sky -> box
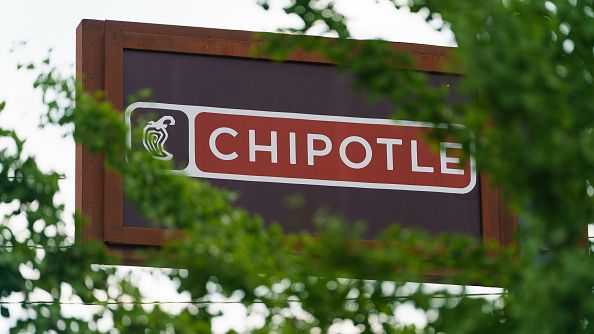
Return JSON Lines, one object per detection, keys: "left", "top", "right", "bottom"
{"left": 0, "top": 0, "right": 460, "bottom": 332}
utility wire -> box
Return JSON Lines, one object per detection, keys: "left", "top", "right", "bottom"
{"left": 0, "top": 293, "right": 507, "bottom": 306}
{"left": 3, "top": 175, "right": 69, "bottom": 180}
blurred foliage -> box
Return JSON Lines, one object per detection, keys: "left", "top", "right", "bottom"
{"left": 1, "top": 0, "right": 594, "bottom": 332}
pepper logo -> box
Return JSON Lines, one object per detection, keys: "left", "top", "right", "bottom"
{"left": 142, "top": 116, "right": 175, "bottom": 160}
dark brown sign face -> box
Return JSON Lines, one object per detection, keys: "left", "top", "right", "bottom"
{"left": 123, "top": 50, "right": 482, "bottom": 238}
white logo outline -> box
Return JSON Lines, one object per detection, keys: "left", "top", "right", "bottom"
{"left": 142, "top": 115, "right": 176, "bottom": 161}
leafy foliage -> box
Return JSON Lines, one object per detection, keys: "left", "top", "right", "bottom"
{"left": 1, "top": 0, "right": 594, "bottom": 332}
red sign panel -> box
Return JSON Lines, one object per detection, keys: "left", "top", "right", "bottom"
{"left": 127, "top": 102, "right": 476, "bottom": 194}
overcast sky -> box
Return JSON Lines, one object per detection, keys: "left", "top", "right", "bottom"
{"left": 0, "top": 1, "right": 457, "bottom": 332}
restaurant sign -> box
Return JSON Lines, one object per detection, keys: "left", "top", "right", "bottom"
{"left": 76, "top": 20, "right": 516, "bottom": 252}
{"left": 128, "top": 102, "right": 475, "bottom": 194}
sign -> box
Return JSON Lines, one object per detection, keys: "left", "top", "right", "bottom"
{"left": 76, "top": 20, "right": 517, "bottom": 253}
{"left": 127, "top": 103, "right": 475, "bottom": 193}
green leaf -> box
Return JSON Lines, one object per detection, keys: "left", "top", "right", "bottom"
{"left": 0, "top": 306, "right": 9, "bottom": 318}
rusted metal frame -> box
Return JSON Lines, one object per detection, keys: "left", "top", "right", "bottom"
{"left": 77, "top": 19, "right": 516, "bottom": 250}
{"left": 75, "top": 20, "right": 106, "bottom": 243}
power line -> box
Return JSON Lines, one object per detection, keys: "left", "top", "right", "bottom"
{"left": 3, "top": 175, "right": 69, "bottom": 180}
{"left": 0, "top": 293, "right": 507, "bottom": 306}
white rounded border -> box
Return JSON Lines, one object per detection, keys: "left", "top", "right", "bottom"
{"left": 126, "top": 102, "right": 477, "bottom": 194}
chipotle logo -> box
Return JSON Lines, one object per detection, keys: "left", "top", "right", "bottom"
{"left": 126, "top": 102, "right": 476, "bottom": 194}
